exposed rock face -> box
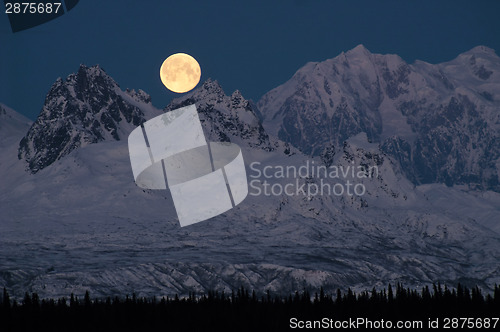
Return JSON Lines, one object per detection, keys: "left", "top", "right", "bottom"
{"left": 258, "top": 45, "right": 500, "bottom": 191}
{"left": 18, "top": 64, "right": 157, "bottom": 173}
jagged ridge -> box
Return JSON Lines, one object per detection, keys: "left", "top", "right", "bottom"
{"left": 257, "top": 45, "right": 500, "bottom": 191}
{"left": 18, "top": 64, "right": 156, "bottom": 173}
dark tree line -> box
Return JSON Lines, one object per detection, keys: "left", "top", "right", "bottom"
{"left": 0, "top": 283, "right": 498, "bottom": 331}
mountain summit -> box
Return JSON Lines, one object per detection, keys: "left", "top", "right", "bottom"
{"left": 18, "top": 64, "right": 160, "bottom": 173}
{"left": 258, "top": 45, "right": 500, "bottom": 191}
{"left": 1, "top": 50, "right": 500, "bottom": 299}
{"left": 164, "top": 79, "right": 276, "bottom": 152}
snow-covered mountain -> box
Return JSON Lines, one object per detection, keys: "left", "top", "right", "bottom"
{"left": 1, "top": 56, "right": 500, "bottom": 301}
{"left": 0, "top": 103, "right": 32, "bottom": 145}
{"left": 164, "top": 79, "right": 279, "bottom": 153}
{"left": 18, "top": 64, "right": 161, "bottom": 173}
{"left": 258, "top": 45, "right": 500, "bottom": 192}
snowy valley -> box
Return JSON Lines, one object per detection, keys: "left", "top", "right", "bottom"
{"left": 1, "top": 46, "right": 500, "bottom": 300}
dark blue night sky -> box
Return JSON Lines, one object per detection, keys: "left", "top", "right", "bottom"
{"left": 1, "top": 0, "right": 499, "bottom": 119}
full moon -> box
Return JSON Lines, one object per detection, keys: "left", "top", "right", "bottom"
{"left": 160, "top": 53, "right": 201, "bottom": 93}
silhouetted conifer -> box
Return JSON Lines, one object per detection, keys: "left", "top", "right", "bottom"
{"left": 2, "top": 288, "right": 10, "bottom": 309}
{"left": 0, "top": 283, "right": 498, "bottom": 331}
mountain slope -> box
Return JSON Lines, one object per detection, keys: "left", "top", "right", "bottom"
{"left": 0, "top": 103, "right": 32, "bottom": 144}
{"left": 257, "top": 45, "right": 500, "bottom": 191}
{"left": 0, "top": 61, "right": 499, "bottom": 300}
{"left": 18, "top": 64, "right": 161, "bottom": 173}
{"left": 164, "top": 79, "right": 277, "bottom": 152}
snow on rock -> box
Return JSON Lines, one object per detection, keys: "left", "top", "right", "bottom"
{"left": 258, "top": 45, "right": 500, "bottom": 192}
{"left": 1, "top": 55, "right": 500, "bottom": 300}
{"left": 17, "top": 64, "right": 162, "bottom": 174}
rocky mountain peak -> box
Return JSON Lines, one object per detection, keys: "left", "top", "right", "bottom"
{"left": 125, "top": 88, "right": 152, "bottom": 104}
{"left": 197, "top": 78, "right": 226, "bottom": 99}
{"left": 345, "top": 44, "right": 372, "bottom": 57}
{"left": 18, "top": 65, "right": 156, "bottom": 174}
{"left": 165, "top": 80, "right": 274, "bottom": 151}
{"left": 258, "top": 45, "right": 500, "bottom": 191}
